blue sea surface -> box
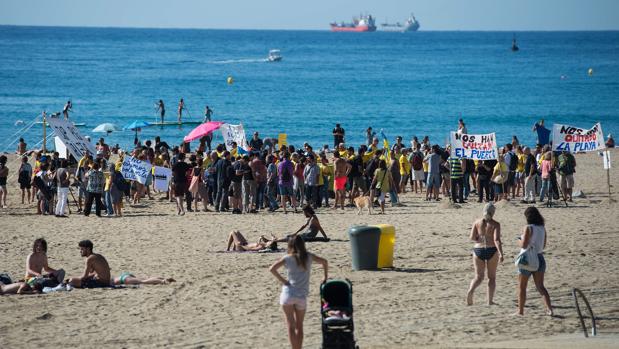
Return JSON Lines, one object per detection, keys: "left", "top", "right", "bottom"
{"left": 0, "top": 26, "right": 618, "bottom": 151}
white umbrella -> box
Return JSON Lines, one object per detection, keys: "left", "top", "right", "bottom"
{"left": 92, "top": 123, "right": 121, "bottom": 134}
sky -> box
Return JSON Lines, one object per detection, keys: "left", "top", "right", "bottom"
{"left": 1, "top": 0, "right": 618, "bottom": 30}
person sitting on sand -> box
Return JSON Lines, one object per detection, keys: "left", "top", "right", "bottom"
{"left": 466, "top": 203, "right": 504, "bottom": 306}
{"left": 111, "top": 273, "right": 175, "bottom": 286}
{"left": 226, "top": 230, "right": 278, "bottom": 252}
{"left": 25, "top": 238, "right": 66, "bottom": 289}
{"left": 273, "top": 205, "right": 329, "bottom": 242}
{"left": 67, "top": 240, "right": 111, "bottom": 288}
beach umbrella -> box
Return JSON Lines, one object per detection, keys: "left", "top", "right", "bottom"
{"left": 184, "top": 121, "right": 224, "bottom": 143}
{"left": 123, "top": 120, "right": 151, "bottom": 131}
{"left": 92, "top": 123, "right": 120, "bottom": 134}
{"left": 123, "top": 120, "right": 151, "bottom": 144}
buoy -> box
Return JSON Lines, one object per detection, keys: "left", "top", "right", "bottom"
{"left": 588, "top": 68, "right": 594, "bottom": 76}
{"left": 227, "top": 76, "right": 234, "bottom": 85}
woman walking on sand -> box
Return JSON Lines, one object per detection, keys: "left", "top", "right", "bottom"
{"left": 515, "top": 207, "right": 553, "bottom": 316}
{"left": 270, "top": 235, "right": 328, "bottom": 349}
{"left": 466, "top": 203, "right": 504, "bottom": 305}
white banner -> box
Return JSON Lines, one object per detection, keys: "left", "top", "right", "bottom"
{"left": 449, "top": 132, "right": 498, "bottom": 160}
{"left": 153, "top": 166, "right": 172, "bottom": 191}
{"left": 552, "top": 123, "right": 605, "bottom": 152}
{"left": 220, "top": 123, "right": 249, "bottom": 152}
{"left": 54, "top": 136, "right": 69, "bottom": 159}
{"left": 47, "top": 117, "right": 96, "bottom": 159}
{"left": 120, "top": 156, "right": 152, "bottom": 184}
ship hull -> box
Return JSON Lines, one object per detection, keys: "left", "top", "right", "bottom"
{"left": 378, "top": 23, "right": 420, "bottom": 32}
{"left": 330, "top": 25, "right": 376, "bottom": 32}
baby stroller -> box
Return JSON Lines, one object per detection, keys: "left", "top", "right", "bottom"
{"left": 320, "top": 279, "right": 358, "bottom": 349}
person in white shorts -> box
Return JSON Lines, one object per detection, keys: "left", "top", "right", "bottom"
{"left": 270, "top": 235, "right": 328, "bottom": 349}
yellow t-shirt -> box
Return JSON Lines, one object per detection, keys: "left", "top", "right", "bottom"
{"left": 104, "top": 172, "right": 111, "bottom": 191}
{"left": 516, "top": 154, "right": 525, "bottom": 173}
{"left": 399, "top": 154, "right": 411, "bottom": 175}
{"left": 422, "top": 159, "right": 429, "bottom": 172}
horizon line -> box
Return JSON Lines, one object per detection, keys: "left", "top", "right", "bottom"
{"left": 1, "top": 24, "right": 618, "bottom": 32}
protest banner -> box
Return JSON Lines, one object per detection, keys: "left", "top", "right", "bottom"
{"left": 221, "top": 123, "right": 249, "bottom": 152}
{"left": 552, "top": 122, "right": 605, "bottom": 152}
{"left": 47, "top": 117, "right": 96, "bottom": 159}
{"left": 153, "top": 166, "right": 172, "bottom": 191}
{"left": 54, "top": 136, "right": 69, "bottom": 159}
{"left": 449, "top": 132, "right": 498, "bottom": 160}
{"left": 120, "top": 156, "right": 152, "bottom": 184}
{"left": 278, "top": 133, "right": 288, "bottom": 147}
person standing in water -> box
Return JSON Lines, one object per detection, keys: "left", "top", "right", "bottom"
{"left": 466, "top": 203, "right": 504, "bottom": 305}
{"left": 156, "top": 100, "right": 165, "bottom": 123}
{"left": 178, "top": 98, "right": 185, "bottom": 123}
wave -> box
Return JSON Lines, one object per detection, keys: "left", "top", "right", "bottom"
{"left": 210, "top": 58, "right": 268, "bottom": 64}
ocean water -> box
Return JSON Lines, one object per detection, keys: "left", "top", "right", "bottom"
{"left": 0, "top": 26, "right": 618, "bottom": 152}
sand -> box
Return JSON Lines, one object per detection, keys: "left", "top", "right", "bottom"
{"left": 1, "top": 150, "right": 618, "bottom": 348}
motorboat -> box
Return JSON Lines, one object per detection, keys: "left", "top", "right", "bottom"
{"left": 267, "top": 49, "right": 282, "bottom": 62}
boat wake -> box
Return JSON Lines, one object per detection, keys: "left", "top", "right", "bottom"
{"left": 211, "top": 58, "right": 268, "bottom": 64}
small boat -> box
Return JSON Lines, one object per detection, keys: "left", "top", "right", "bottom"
{"left": 267, "top": 49, "right": 282, "bottom": 62}
{"left": 151, "top": 120, "right": 202, "bottom": 126}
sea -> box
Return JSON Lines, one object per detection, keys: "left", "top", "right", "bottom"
{"left": 1, "top": 26, "right": 618, "bottom": 152}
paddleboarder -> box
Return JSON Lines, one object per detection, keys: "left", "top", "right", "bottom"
{"left": 62, "top": 100, "right": 72, "bottom": 120}
{"left": 156, "top": 100, "right": 165, "bottom": 123}
{"left": 204, "top": 105, "right": 213, "bottom": 123}
{"left": 178, "top": 98, "right": 185, "bottom": 123}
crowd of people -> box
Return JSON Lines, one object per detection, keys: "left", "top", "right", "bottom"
{"left": 0, "top": 118, "right": 593, "bottom": 217}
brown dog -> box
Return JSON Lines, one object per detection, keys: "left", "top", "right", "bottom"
{"left": 354, "top": 196, "right": 372, "bottom": 215}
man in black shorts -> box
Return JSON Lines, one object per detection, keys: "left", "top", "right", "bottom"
{"left": 67, "top": 240, "right": 111, "bottom": 289}
{"left": 172, "top": 153, "right": 191, "bottom": 215}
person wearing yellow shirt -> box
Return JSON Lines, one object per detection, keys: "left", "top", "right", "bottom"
{"left": 515, "top": 145, "right": 526, "bottom": 198}
{"left": 399, "top": 149, "right": 411, "bottom": 193}
{"left": 319, "top": 156, "right": 333, "bottom": 207}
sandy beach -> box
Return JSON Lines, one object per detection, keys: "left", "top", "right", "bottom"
{"left": 1, "top": 150, "right": 618, "bottom": 348}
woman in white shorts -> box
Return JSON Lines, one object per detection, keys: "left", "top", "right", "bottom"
{"left": 270, "top": 235, "right": 328, "bottom": 349}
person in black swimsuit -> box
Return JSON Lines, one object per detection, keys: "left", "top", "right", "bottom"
{"left": 273, "top": 205, "right": 330, "bottom": 242}
{"left": 156, "top": 100, "right": 165, "bottom": 123}
{"left": 466, "top": 203, "right": 504, "bottom": 305}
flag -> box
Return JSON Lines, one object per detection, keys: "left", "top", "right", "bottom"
{"left": 380, "top": 130, "right": 391, "bottom": 164}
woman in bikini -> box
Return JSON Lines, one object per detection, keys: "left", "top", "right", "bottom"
{"left": 466, "top": 202, "right": 504, "bottom": 305}
{"left": 272, "top": 205, "right": 330, "bottom": 242}
{"left": 226, "top": 230, "right": 278, "bottom": 252}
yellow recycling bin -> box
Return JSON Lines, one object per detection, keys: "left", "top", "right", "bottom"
{"left": 375, "top": 224, "right": 396, "bottom": 268}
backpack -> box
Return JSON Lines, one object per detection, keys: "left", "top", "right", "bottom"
{"left": 281, "top": 163, "right": 292, "bottom": 182}
{"left": 508, "top": 152, "right": 517, "bottom": 172}
{"left": 411, "top": 152, "right": 423, "bottom": 171}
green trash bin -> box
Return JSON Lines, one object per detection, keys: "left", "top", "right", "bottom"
{"left": 348, "top": 225, "right": 382, "bottom": 270}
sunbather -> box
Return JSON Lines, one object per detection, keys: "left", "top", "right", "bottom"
{"left": 0, "top": 282, "right": 36, "bottom": 295}
{"left": 112, "top": 273, "right": 175, "bottom": 286}
{"left": 274, "top": 205, "right": 330, "bottom": 242}
{"left": 226, "top": 230, "right": 278, "bottom": 252}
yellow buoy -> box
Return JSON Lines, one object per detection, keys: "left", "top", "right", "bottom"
{"left": 227, "top": 76, "right": 234, "bottom": 84}
{"left": 588, "top": 68, "right": 594, "bottom": 76}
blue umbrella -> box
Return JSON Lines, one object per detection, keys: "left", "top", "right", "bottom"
{"left": 123, "top": 120, "right": 151, "bottom": 130}
{"left": 123, "top": 120, "right": 151, "bottom": 145}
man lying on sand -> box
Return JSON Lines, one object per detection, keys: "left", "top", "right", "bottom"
{"left": 0, "top": 281, "right": 36, "bottom": 295}
{"left": 67, "top": 240, "right": 111, "bottom": 288}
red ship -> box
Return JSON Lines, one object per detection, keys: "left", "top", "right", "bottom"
{"left": 330, "top": 14, "right": 376, "bottom": 32}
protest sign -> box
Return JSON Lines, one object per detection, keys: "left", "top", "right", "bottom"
{"left": 603, "top": 150, "right": 611, "bottom": 170}
{"left": 54, "top": 136, "right": 69, "bottom": 159}
{"left": 278, "top": 133, "right": 288, "bottom": 147}
{"left": 552, "top": 123, "right": 604, "bottom": 152}
{"left": 449, "top": 132, "right": 498, "bottom": 160}
{"left": 120, "top": 156, "right": 152, "bottom": 184}
{"left": 221, "top": 123, "right": 249, "bottom": 151}
{"left": 153, "top": 166, "right": 172, "bottom": 191}
{"left": 47, "top": 117, "right": 96, "bottom": 159}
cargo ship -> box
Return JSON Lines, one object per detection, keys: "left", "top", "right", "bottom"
{"left": 330, "top": 14, "right": 376, "bottom": 32}
{"left": 378, "top": 13, "right": 420, "bottom": 32}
